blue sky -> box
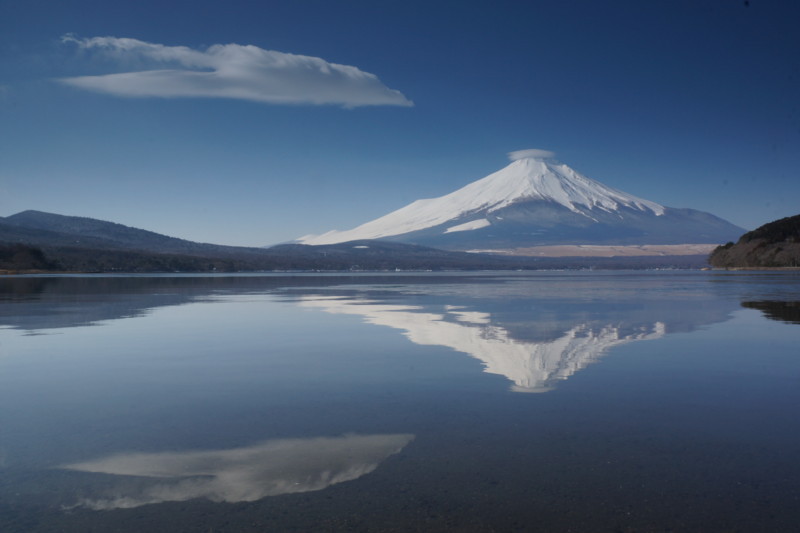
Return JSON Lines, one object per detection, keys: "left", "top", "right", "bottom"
{"left": 1, "top": 0, "right": 798, "bottom": 246}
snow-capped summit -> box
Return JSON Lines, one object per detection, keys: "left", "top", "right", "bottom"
{"left": 298, "top": 150, "right": 743, "bottom": 249}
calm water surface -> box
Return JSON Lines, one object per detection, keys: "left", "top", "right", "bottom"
{"left": 0, "top": 271, "right": 799, "bottom": 532}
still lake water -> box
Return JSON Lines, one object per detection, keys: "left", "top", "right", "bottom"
{"left": 1, "top": 271, "right": 799, "bottom": 532}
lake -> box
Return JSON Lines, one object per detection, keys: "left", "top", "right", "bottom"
{"left": 1, "top": 271, "right": 799, "bottom": 532}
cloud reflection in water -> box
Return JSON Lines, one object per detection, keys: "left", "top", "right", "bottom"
{"left": 61, "top": 433, "right": 414, "bottom": 510}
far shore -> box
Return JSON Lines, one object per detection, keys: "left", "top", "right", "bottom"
{"left": 471, "top": 244, "right": 718, "bottom": 258}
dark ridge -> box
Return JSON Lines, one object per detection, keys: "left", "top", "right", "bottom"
{"left": 740, "top": 214, "right": 800, "bottom": 244}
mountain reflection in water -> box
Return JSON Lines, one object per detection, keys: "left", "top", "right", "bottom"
{"left": 60, "top": 433, "right": 414, "bottom": 510}
{"left": 299, "top": 296, "right": 666, "bottom": 393}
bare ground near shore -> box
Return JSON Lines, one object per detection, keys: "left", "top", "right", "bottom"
{"left": 469, "top": 244, "right": 719, "bottom": 258}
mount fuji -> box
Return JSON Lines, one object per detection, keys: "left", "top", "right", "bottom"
{"left": 298, "top": 150, "right": 744, "bottom": 251}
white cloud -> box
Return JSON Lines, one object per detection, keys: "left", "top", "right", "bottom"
{"left": 58, "top": 35, "right": 413, "bottom": 108}
{"left": 508, "top": 148, "right": 555, "bottom": 161}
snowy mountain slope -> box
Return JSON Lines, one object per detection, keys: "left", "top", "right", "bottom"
{"left": 298, "top": 151, "right": 744, "bottom": 249}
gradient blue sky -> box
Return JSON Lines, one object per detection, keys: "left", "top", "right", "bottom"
{"left": 1, "top": 0, "right": 798, "bottom": 246}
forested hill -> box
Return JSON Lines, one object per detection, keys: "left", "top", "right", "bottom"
{"left": 709, "top": 214, "right": 800, "bottom": 268}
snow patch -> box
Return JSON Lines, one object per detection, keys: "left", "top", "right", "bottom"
{"left": 444, "top": 219, "right": 491, "bottom": 234}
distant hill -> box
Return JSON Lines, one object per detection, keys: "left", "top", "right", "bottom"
{"left": 708, "top": 214, "right": 800, "bottom": 268}
{"left": 2, "top": 210, "right": 262, "bottom": 257}
{"left": 0, "top": 210, "right": 711, "bottom": 272}
{"left": 0, "top": 211, "right": 520, "bottom": 271}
